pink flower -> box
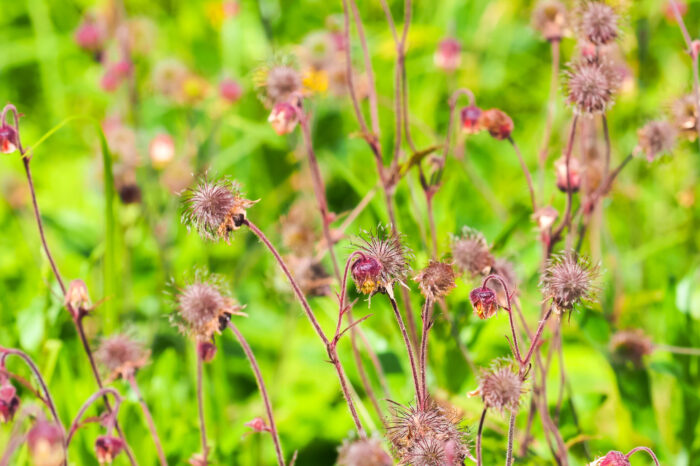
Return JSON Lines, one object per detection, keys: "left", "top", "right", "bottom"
{"left": 0, "top": 125, "right": 18, "bottom": 154}
{"left": 149, "top": 134, "right": 176, "bottom": 168}
{"left": 268, "top": 102, "right": 299, "bottom": 135}
{"left": 219, "top": 78, "right": 243, "bottom": 103}
{"left": 434, "top": 38, "right": 461, "bottom": 72}
{"left": 244, "top": 417, "right": 270, "bottom": 433}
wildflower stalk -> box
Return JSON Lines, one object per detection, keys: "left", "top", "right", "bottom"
{"left": 539, "top": 39, "right": 561, "bottom": 174}
{"left": 418, "top": 298, "right": 433, "bottom": 407}
{"left": 196, "top": 352, "right": 209, "bottom": 463}
{"left": 243, "top": 219, "right": 366, "bottom": 437}
{"left": 388, "top": 296, "right": 422, "bottom": 405}
{"left": 125, "top": 374, "right": 168, "bottom": 466}
{"left": 520, "top": 307, "right": 553, "bottom": 369}
{"left": 66, "top": 387, "right": 123, "bottom": 445}
{"left": 550, "top": 115, "right": 579, "bottom": 248}
{"left": 655, "top": 344, "right": 700, "bottom": 356}
{"left": 227, "top": 322, "right": 285, "bottom": 466}
{"left": 476, "top": 407, "right": 487, "bottom": 466}
{"left": 626, "top": 446, "right": 660, "bottom": 466}
{"left": 507, "top": 137, "right": 537, "bottom": 212}
{"left": 0, "top": 369, "right": 47, "bottom": 405}
{"left": 506, "top": 409, "right": 516, "bottom": 466}
{"left": 481, "top": 274, "right": 522, "bottom": 363}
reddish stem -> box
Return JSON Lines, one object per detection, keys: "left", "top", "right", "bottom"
{"left": 507, "top": 137, "right": 537, "bottom": 213}
{"left": 196, "top": 352, "right": 209, "bottom": 464}
{"left": 66, "top": 387, "right": 123, "bottom": 445}
{"left": 126, "top": 375, "right": 168, "bottom": 466}
{"left": 626, "top": 446, "right": 660, "bottom": 466}
{"left": 389, "top": 296, "right": 422, "bottom": 404}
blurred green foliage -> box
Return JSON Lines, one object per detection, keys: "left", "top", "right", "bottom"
{"left": 1, "top": 0, "right": 700, "bottom": 465}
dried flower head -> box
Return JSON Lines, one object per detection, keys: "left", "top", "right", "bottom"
{"left": 351, "top": 226, "right": 411, "bottom": 299}
{"left": 532, "top": 0, "right": 569, "bottom": 41}
{"left": 579, "top": 1, "right": 619, "bottom": 46}
{"left": 636, "top": 120, "right": 677, "bottom": 162}
{"left": 173, "top": 272, "right": 246, "bottom": 342}
{"left": 671, "top": 94, "right": 699, "bottom": 141}
{"left": 27, "top": 420, "right": 64, "bottom": 466}
{"left": 181, "top": 178, "right": 257, "bottom": 242}
{"left": 460, "top": 105, "right": 483, "bottom": 134}
{"left": 0, "top": 124, "right": 19, "bottom": 154}
{"left": 95, "top": 435, "right": 125, "bottom": 464}
{"left": 0, "top": 382, "right": 20, "bottom": 424}
{"left": 589, "top": 451, "right": 630, "bottom": 466}
{"left": 254, "top": 62, "right": 302, "bottom": 107}
{"left": 610, "top": 329, "right": 653, "bottom": 367}
{"left": 450, "top": 227, "right": 494, "bottom": 277}
{"left": 541, "top": 251, "right": 599, "bottom": 313}
{"left": 387, "top": 401, "right": 469, "bottom": 466}
{"left": 477, "top": 360, "right": 524, "bottom": 413}
{"left": 337, "top": 437, "right": 393, "bottom": 466}
{"left": 96, "top": 334, "right": 150, "bottom": 381}
{"left": 566, "top": 59, "right": 620, "bottom": 114}
{"left": 555, "top": 156, "right": 582, "bottom": 192}
{"left": 469, "top": 286, "right": 499, "bottom": 319}
{"left": 268, "top": 102, "right": 299, "bottom": 135}
{"left": 478, "top": 109, "right": 514, "bottom": 140}
{"left": 414, "top": 261, "right": 457, "bottom": 301}
{"left": 434, "top": 38, "right": 461, "bottom": 72}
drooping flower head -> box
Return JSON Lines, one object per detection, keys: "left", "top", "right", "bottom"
{"left": 460, "top": 105, "right": 483, "bottom": 134}
{"left": 0, "top": 124, "right": 19, "bottom": 154}
{"left": 414, "top": 261, "right": 457, "bottom": 301}
{"left": 636, "top": 120, "right": 677, "bottom": 162}
{"left": 387, "top": 401, "right": 470, "bottom": 466}
{"left": 555, "top": 155, "right": 582, "bottom": 192}
{"left": 476, "top": 359, "right": 524, "bottom": 413}
{"left": 578, "top": 1, "right": 619, "bottom": 46}
{"left": 469, "top": 286, "right": 499, "bottom": 320}
{"left": 566, "top": 59, "right": 620, "bottom": 115}
{"left": 268, "top": 102, "right": 299, "bottom": 135}
{"left": 337, "top": 436, "right": 393, "bottom": 466}
{"left": 172, "top": 271, "right": 246, "bottom": 342}
{"left": 0, "top": 380, "right": 20, "bottom": 424}
{"left": 610, "top": 329, "right": 654, "bottom": 367}
{"left": 541, "top": 251, "right": 599, "bottom": 314}
{"left": 95, "top": 435, "right": 125, "bottom": 464}
{"left": 181, "top": 178, "right": 258, "bottom": 242}
{"left": 96, "top": 334, "right": 150, "bottom": 382}
{"left": 450, "top": 227, "right": 494, "bottom": 277}
{"left": 351, "top": 226, "right": 411, "bottom": 299}
{"left": 589, "top": 451, "right": 630, "bottom": 466}
{"left": 27, "top": 420, "right": 64, "bottom": 466}
{"left": 532, "top": 0, "right": 569, "bottom": 41}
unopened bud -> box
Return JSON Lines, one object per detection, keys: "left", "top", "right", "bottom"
{"left": 197, "top": 341, "right": 218, "bottom": 363}
{"left": 268, "top": 102, "right": 298, "bottom": 135}
{"left": 460, "top": 105, "right": 483, "bottom": 134}
{"left": 479, "top": 109, "right": 514, "bottom": 140}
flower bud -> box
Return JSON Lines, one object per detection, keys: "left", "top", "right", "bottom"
{"left": 478, "top": 109, "right": 513, "bottom": 140}
{"left": 351, "top": 256, "right": 383, "bottom": 295}
{"left": 27, "top": 421, "right": 64, "bottom": 466}
{"left": 469, "top": 287, "right": 498, "bottom": 319}
{"left": 0, "top": 382, "right": 20, "bottom": 423}
{"left": 555, "top": 156, "right": 581, "bottom": 192}
{"left": 65, "top": 279, "right": 92, "bottom": 318}
{"left": 460, "top": 105, "right": 482, "bottom": 134}
{"left": 268, "top": 102, "right": 298, "bottom": 135}
{"left": 219, "top": 78, "right": 243, "bottom": 103}
{"left": 434, "top": 38, "right": 461, "bottom": 72}
{"left": 589, "top": 450, "right": 630, "bottom": 466}
{"left": 196, "top": 341, "right": 218, "bottom": 363}
{"left": 149, "top": 134, "right": 176, "bottom": 168}
{"left": 75, "top": 18, "right": 105, "bottom": 53}
{"left": 244, "top": 416, "right": 270, "bottom": 433}
{"left": 0, "top": 125, "right": 18, "bottom": 154}
{"left": 95, "top": 435, "right": 125, "bottom": 464}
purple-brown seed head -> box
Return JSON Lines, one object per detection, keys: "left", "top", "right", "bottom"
{"left": 181, "top": 178, "right": 257, "bottom": 242}
{"left": 95, "top": 435, "right": 125, "bottom": 464}
{"left": 96, "top": 334, "right": 150, "bottom": 381}
{"left": 450, "top": 227, "right": 494, "bottom": 277}
{"left": 27, "top": 420, "right": 64, "bottom": 466}
{"left": 610, "top": 329, "right": 654, "bottom": 367}
{"left": 351, "top": 226, "right": 411, "bottom": 298}
{"left": 469, "top": 286, "right": 499, "bottom": 320}
{"left": 478, "top": 361, "right": 524, "bottom": 413}
{"left": 636, "top": 120, "right": 677, "bottom": 162}
{"left": 414, "top": 261, "right": 457, "bottom": 301}
{"left": 532, "top": 0, "right": 569, "bottom": 41}
{"left": 541, "top": 251, "right": 599, "bottom": 313}
{"left": 337, "top": 437, "right": 393, "bottom": 466}
{"left": 579, "top": 1, "right": 619, "bottom": 46}
{"left": 566, "top": 59, "right": 620, "bottom": 114}
{"left": 478, "top": 108, "right": 514, "bottom": 140}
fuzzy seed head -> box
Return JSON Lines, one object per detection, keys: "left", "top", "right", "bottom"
{"left": 532, "top": 1, "right": 569, "bottom": 41}
{"left": 541, "top": 251, "right": 599, "bottom": 313}
{"left": 589, "top": 451, "right": 630, "bottom": 466}
{"left": 414, "top": 261, "right": 457, "bottom": 300}
{"left": 264, "top": 66, "right": 302, "bottom": 106}
{"left": 181, "top": 178, "right": 257, "bottom": 242}
{"left": 479, "top": 362, "right": 524, "bottom": 413}
{"left": 337, "top": 437, "right": 393, "bottom": 466}
{"left": 478, "top": 108, "right": 514, "bottom": 140}
{"left": 579, "top": 2, "right": 619, "bottom": 45}
{"left": 451, "top": 228, "right": 494, "bottom": 277}
{"left": 610, "top": 329, "right": 653, "bottom": 367}
{"left": 351, "top": 226, "right": 411, "bottom": 298}
{"left": 96, "top": 334, "right": 149, "bottom": 380}
{"left": 566, "top": 59, "right": 620, "bottom": 114}
{"left": 637, "top": 120, "right": 677, "bottom": 162}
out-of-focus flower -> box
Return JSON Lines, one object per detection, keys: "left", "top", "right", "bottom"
{"left": 196, "top": 341, "right": 218, "bottom": 363}
{"left": 27, "top": 420, "right": 64, "bottom": 466}
{"left": 671, "top": 94, "right": 698, "bottom": 141}
{"left": 476, "top": 360, "right": 524, "bottom": 413}
{"left": 0, "top": 124, "right": 18, "bottom": 154}
{"left": 469, "top": 286, "right": 499, "bottom": 320}
{"left": 254, "top": 63, "right": 302, "bottom": 107}
{"left": 450, "top": 227, "right": 494, "bottom": 277}
{"left": 152, "top": 59, "right": 189, "bottom": 102}
{"left": 566, "top": 59, "right": 620, "bottom": 115}
{"left": 65, "top": 279, "right": 92, "bottom": 318}
{"left": 478, "top": 109, "right": 514, "bottom": 140}
{"left": 578, "top": 1, "right": 619, "bottom": 46}
{"left": 75, "top": 15, "right": 106, "bottom": 54}
{"left": 302, "top": 68, "right": 329, "bottom": 94}
{"left": 149, "top": 133, "right": 176, "bottom": 168}
{"left": 351, "top": 226, "right": 411, "bottom": 299}
{"left": 182, "top": 74, "right": 209, "bottom": 104}
{"left": 124, "top": 17, "right": 157, "bottom": 56}
{"left": 460, "top": 105, "right": 482, "bottom": 134}
{"left": 268, "top": 102, "right": 299, "bottom": 135}
{"left": 541, "top": 251, "right": 599, "bottom": 314}
{"left": 414, "top": 261, "right": 457, "bottom": 301}
{"left": 103, "top": 121, "right": 139, "bottom": 166}
{"left": 95, "top": 435, "right": 125, "bottom": 464}
{"left": 533, "top": 206, "right": 559, "bottom": 232}
{"left": 434, "top": 38, "right": 461, "bottom": 72}
{"left": 337, "top": 437, "right": 393, "bottom": 466}
{"left": 96, "top": 334, "right": 150, "bottom": 381}
{"left": 280, "top": 198, "right": 319, "bottom": 256}
{"left": 588, "top": 451, "right": 630, "bottom": 466}
{"left": 0, "top": 381, "right": 20, "bottom": 424}
{"left": 162, "top": 158, "right": 194, "bottom": 194}
{"left": 244, "top": 417, "right": 271, "bottom": 433}
{"left": 636, "top": 120, "right": 676, "bottom": 162}
{"left": 286, "top": 255, "right": 332, "bottom": 297}
{"left": 532, "top": 0, "right": 569, "bottom": 41}
{"left": 219, "top": 78, "right": 243, "bottom": 103}
{"left": 554, "top": 156, "right": 581, "bottom": 192}
{"left": 610, "top": 329, "right": 653, "bottom": 367}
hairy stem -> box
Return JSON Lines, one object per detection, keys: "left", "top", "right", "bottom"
{"left": 418, "top": 298, "right": 433, "bottom": 408}
{"left": 626, "top": 446, "right": 660, "bottom": 466}
{"left": 507, "top": 137, "right": 537, "bottom": 213}
{"left": 506, "top": 409, "right": 516, "bottom": 466}
{"left": 126, "top": 375, "right": 168, "bottom": 466}
{"left": 196, "top": 354, "right": 209, "bottom": 464}
{"left": 389, "top": 296, "right": 422, "bottom": 405}
{"left": 476, "top": 407, "right": 487, "bottom": 466}
{"left": 66, "top": 387, "right": 122, "bottom": 445}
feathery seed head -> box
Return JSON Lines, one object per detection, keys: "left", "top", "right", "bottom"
{"left": 450, "top": 227, "right": 494, "bottom": 277}
{"left": 637, "top": 120, "right": 677, "bottom": 162}
{"left": 96, "top": 334, "right": 149, "bottom": 381}
{"left": 579, "top": 1, "right": 619, "bottom": 46}
{"left": 351, "top": 226, "right": 411, "bottom": 298}
{"left": 541, "top": 251, "right": 599, "bottom": 313}
{"left": 414, "top": 261, "right": 457, "bottom": 301}
{"left": 337, "top": 437, "right": 393, "bottom": 466}
{"left": 532, "top": 1, "right": 569, "bottom": 41}
{"left": 566, "top": 59, "right": 620, "bottom": 114}
{"left": 478, "top": 360, "right": 524, "bottom": 413}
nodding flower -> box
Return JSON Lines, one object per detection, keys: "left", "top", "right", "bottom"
{"left": 578, "top": 1, "right": 619, "bottom": 46}
{"left": 532, "top": 0, "right": 569, "bottom": 42}
{"left": 478, "top": 108, "right": 514, "bottom": 140}
{"left": 337, "top": 437, "right": 393, "bottom": 466}
{"left": 181, "top": 178, "right": 258, "bottom": 242}
{"left": 0, "top": 124, "right": 18, "bottom": 155}
{"left": 554, "top": 155, "right": 582, "bottom": 192}
{"left": 0, "top": 379, "right": 20, "bottom": 424}
{"left": 350, "top": 226, "right": 411, "bottom": 300}
{"left": 27, "top": 420, "right": 64, "bottom": 466}
{"left": 609, "top": 329, "right": 654, "bottom": 368}
{"left": 95, "top": 435, "right": 125, "bottom": 464}
{"left": 460, "top": 105, "right": 483, "bottom": 134}
{"left": 671, "top": 94, "right": 699, "bottom": 141}
{"left": 268, "top": 102, "right": 299, "bottom": 135}
{"left": 65, "top": 279, "right": 93, "bottom": 319}
{"left": 469, "top": 286, "right": 499, "bottom": 320}
{"left": 74, "top": 15, "right": 106, "bottom": 54}
{"left": 219, "top": 78, "right": 243, "bottom": 103}
{"left": 540, "top": 250, "right": 599, "bottom": 314}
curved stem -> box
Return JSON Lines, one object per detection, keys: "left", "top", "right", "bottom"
{"left": 551, "top": 116, "right": 579, "bottom": 242}
{"left": 482, "top": 274, "right": 521, "bottom": 363}
{"left": 196, "top": 353, "right": 209, "bottom": 464}
{"left": 476, "top": 407, "right": 487, "bottom": 466}
{"left": 626, "top": 446, "right": 660, "bottom": 466}
{"left": 655, "top": 344, "right": 700, "bottom": 356}
{"left": 507, "top": 137, "right": 537, "bottom": 213}
{"left": 506, "top": 409, "right": 516, "bottom": 466}
{"left": 389, "top": 296, "right": 422, "bottom": 404}
{"left": 228, "top": 322, "right": 285, "bottom": 466}
{"left": 126, "top": 375, "right": 168, "bottom": 466}
{"left": 419, "top": 298, "right": 433, "bottom": 408}
{"left": 66, "top": 387, "right": 122, "bottom": 445}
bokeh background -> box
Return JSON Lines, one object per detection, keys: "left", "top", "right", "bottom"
{"left": 2, "top": 0, "right": 700, "bottom": 464}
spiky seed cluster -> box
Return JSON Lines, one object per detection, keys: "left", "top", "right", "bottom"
{"left": 181, "top": 178, "right": 257, "bottom": 242}
{"left": 478, "top": 361, "right": 524, "bottom": 413}
{"left": 387, "top": 402, "right": 469, "bottom": 466}
{"left": 174, "top": 275, "right": 245, "bottom": 341}
{"left": 351, "top": 226, "right": 411, "bottom": 298}
{"left": 672, "top": 94, "right": 698, "bottom": 141}
{"left": 450, "top": 228, "right": 494, "bottom": 277}
{"left": 262, "top": 65, "right": 302, "bottom": 107}
{"left": 637, "top": 120, "right": 677, "bottom": 162}
{"left": 337, "top": 437, "right": 393, "bottom": 466}
{"left": 532, "top": 0, "right": 568, "bottom": 41}
{"left": 589, "top": 451, "right": 630, "bottom": 466}
{"left": 579, "top": 1, "right": 619, "bottom": 45}
{"left": 541, "top": 251, "right": 599, "bottom": 313}
{"left": 27, "top": 420, "right": 64, "bottom": 466}
{"left": 414, "top": 261, "right": 457, "bottom": 301}
{"left": 566, "top": 59, "right": 620, "bottom": 114}
{"left": 610, "top": 329, "right": 654, "bottom": 367}
{"left": 96, "top": 335, "right": 149, "bottom": 381}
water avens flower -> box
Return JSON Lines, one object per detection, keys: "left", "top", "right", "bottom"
{"left": 589, "top": 451, "right": 630, "bottom": 466}
{"left": 181, "top": 178, "right": 258, "bottom": 242}
{"left": 95, "top": 435, "right": 125, "bottom": 464}
{"left": 541, "top": 251, "right": 599, "bottom": 313}
{"left": 268, "top": 102, "right": 299, "bottom": 135}
{"left": 460, "top": 105, "right": 483, "bottom": 134}
{"left": 0, "top": 382, "right": 20, "bottom": 423}
{"left": 579, "top": 1, "right": 619, "bottom": 46}
{"left": 566, "top": 59, "right": 620, "bottom": 114}
{"left": 469, "top": 286, "right": 498, "bottom": 320}
{"left": 450, "top": 227, "right": 494, "bottom": 277}
{"left": 636, "top": 120, "right": 676, "bottom": 162}
{"left": 96, "top": 334, "right": 150, "bottom": 381}
{"left": 351, "top": 226, "right": 411, "bottom": 299}
{"left": 534, "top": 206, "right": 559, "bottom": 232}
{"left": 434, "top": 38, "right": 461, "bottom": 72}
{"left": 0, "top": 124, "right": 19, "bottom": 154}
{"left": 555, "top": 156, "right": 582, "bottom": 192}
{"left": 671, "top": 94, "right": 699, "bottom": 141}
{"left": 337, "top": 437, "right": 393, "bottom": 466}
{"left": 477, "top": 361, "right": 523, "bottom": 413}
{"left": 532, "top": 0, "right": 568, "bottom": 41}
{"left": 414, "top": 261, "right": 457, "bottom": 301}
{"left": 196, "top": 341, "right": 218, "bottom": 363}
{"left": 65, "top": 279, "right": 92, "bottom": 318}
{"left": 27, "top": 420, "right": 64, "bottom": 466}
{"left": 478, "top": 108, "right": 514, "bottom": 140}
{"left": 610, "top": 329, "right": 653, "bottom": 367}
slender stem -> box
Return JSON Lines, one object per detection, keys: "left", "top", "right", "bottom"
{"left": 476, "top": 407, "right": 487, "bottom": 466}
{"left": 426, "top": 194, "right": 438, "bottom": 259}
{"left": 521, "top": 308, "right": 553, "bottom": 369}
{"left": 228, "top": 322, "right": 285, "bottom": 466}
{"left": 507, "top": 137, "right": 537, "bottom": 213}
{"left": 655, "top": 344, "right": 700, "bottom": 356}
{"left": 551, "top": 116, "right": 579, "bottom": 242}
{"left": 419, "top": 299, "right": 433, "bottom": 408}
{"left": 348, "top": 0, "right": 380, "bottom": 138}
{"left": 602, "top": 114, "right": 611, "bottom": 179}
{"left": 66, "top": 387, "right": 122, "bottom": 444}
{"left": 126, "top": 375, "right": 168, "bottom": 466}
{"left": 506, "top": 409, "right": 516, "bottom": 466}
{"left": 389, "top": 297, "right": 422, "bottom": 404}
{"left": 539, "top": 39, "right": 561, "bottom": 169}
{"left": 626, "top": 446, "right": 660, "bottom": 466}
{"left": 482, "top": 274, "right": 522, "bottom": 363}
{"left": 196, "top": 354, "right": 209, "bottom": 464}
